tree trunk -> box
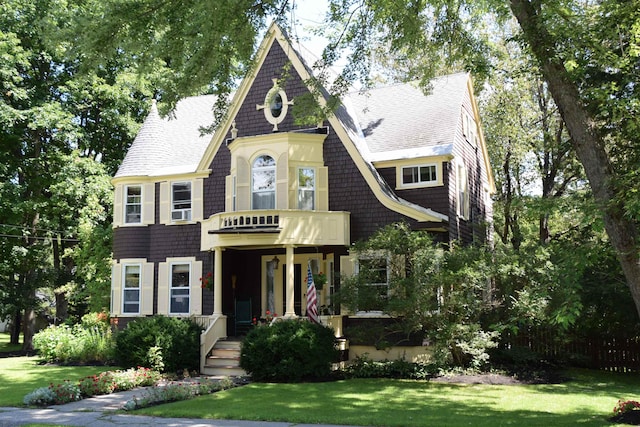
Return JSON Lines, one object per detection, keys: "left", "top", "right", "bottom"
{"left": 10, "top": 311, "right": 21, "bottom": 345}
{"left": 510, "top": 0, "right": 640, "bottom": 319}
{"left": 22, "top": 307, "right": 35, "bottom": 352}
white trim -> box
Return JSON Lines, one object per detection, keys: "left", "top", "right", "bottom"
{"left": 171, "top": 181, "right": 192, "bottom": 222}
{"left": 398, "top": 163, "right": 439, "bottom": 189}
{"left": 122, "top": 263, "right": 142, "bottom": 315}
{"left": 123, "top": 184, "right": 143, "bottom": 225}
{"left": 297, "top": 166, "right": 316, "bottom": 210}
{"left": 169, "top": 261, "right": 192, "bottom": 315}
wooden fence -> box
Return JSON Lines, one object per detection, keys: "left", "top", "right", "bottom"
{"left": 500, "top": 329, "right": 640, "bottom": 373}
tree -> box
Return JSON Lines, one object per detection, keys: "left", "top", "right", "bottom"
{"left": 0, "top": 0, "right": 154, "bottom": 348}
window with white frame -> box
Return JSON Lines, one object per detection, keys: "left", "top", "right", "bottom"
{"left": 252, "top": 155, "right": 276, "bottom": 209}
{"left": 171, "top": 182, "right": 192, "bottom": 221}
{"left": 457, "top": 163, "right": 470, "bottom": 219}
{"left": 232, "top": 175, "right": 237, "bottom": 211}
{"left": 122, "top": 264, "right": 141, "bottom": 313}
{"left": 170, "top": 263, "right": 190, "bottom": 314}
{"left": 298, "top": 167, "right": 315, "bottom": 210}
{"left": 463, "top": 112, "right": 477, "bottom": 145}
{"left": 124, "top": 185, "right": 142, "bottom": 224}
{"left": 356, "top": 256, "right": 389, "bottom": 312}
{"left": 401, "top": 164, "right": 437, "bottom": 187}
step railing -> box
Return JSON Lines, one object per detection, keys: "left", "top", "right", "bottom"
{"left": 199, "top": 315, "right": 227, "bottom": 373}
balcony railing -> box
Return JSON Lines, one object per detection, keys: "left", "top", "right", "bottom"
{"left": 221, "top": 212, "right": 279, "bottom": 230}
{"left": 201, "top": 209, "right": 350, "bottom": 249}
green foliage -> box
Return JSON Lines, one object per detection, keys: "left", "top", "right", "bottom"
{"left": 22, "top": 387, "right": 57, "bottom": 406}
{"left": 115, "top": 316, "right": 202, "bottom": 374}
{"left": 240, "top": 320, "right": 338, "bottom": 382}
{"left": 342, "top": 355, "right": 435, "bottom": 380}
{"left": 32, "top": 314, "right": 115, "bottom": 364}
{"left": 122, "top": 377, "right": 235, "bottom": 411}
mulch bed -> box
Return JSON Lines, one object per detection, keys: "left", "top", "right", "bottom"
{"left": 610, "top": 411, "right": 640, "bottom": 425}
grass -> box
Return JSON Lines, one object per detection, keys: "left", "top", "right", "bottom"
{"left": 0, "top": 332, "right": 115, "bottom": 407}
{"left": 0, "top": 331, "right": 22, "bottom": 353}
{"left": 133, "top": 369, "right": 640, "bottom": 427}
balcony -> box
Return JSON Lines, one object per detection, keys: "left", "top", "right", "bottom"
{"left": 201, "top": 209, "right": 351, "bottom": 249}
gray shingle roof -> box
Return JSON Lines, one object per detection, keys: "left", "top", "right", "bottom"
{"left": 344, "top": 73, "right": 468, "bottom": 162}
{"left": 115, "top": 95, "right": 216, "bottom": 178}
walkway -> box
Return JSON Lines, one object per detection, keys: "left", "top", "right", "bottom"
{"left": 0, "top": 387, "right": 364, "bottom": 427}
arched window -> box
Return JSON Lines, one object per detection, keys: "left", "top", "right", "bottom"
{"left": 252, "top": 155, "right": 276, "bottom": 209}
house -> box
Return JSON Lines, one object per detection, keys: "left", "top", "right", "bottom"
{"left": 110, "top": 23, "right": 494, "bottom": 370}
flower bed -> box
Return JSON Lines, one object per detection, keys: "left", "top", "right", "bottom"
{"left": 23, "top": 367, "right": 161, "bottom": 406}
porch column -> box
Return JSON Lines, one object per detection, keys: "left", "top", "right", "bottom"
{"left": 213, "top": 246, "right": 223, "bottom": 315}
{"left": 284, "top": 245, "right": 296, "bottom": 317}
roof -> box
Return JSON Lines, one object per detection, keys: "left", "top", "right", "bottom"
{"left": 115, "top": 95, "right": 216, "bottom": 178}
{"left": 344, "top": 73, "right": 468, "bottom": 163}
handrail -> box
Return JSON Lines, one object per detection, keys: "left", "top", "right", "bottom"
{"left": 199, "top": 315, "right": 227, "bottom": 373}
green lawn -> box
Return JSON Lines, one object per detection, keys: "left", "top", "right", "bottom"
{"left": 0, "top": 355, "right": 114, "bottom": 407}
{"left": 0, "top": 331, "right": 22, "bottom": 353}
{"left": 134, "top": 369, "right": 640, "bottom": 427}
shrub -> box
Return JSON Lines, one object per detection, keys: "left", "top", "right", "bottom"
{"left": 32, "top": 315, "right": 115, "bottom": 365}
{"left": 49, "top": 381, "right": 82, "bottom": 404}
{"left": 240, "top": 319, "right": 338, "bottom": 382}
{"left": 115, "top": 316, "right": 202, "bottom": 373}
{"left": 23, "top": 387, "right": 57, "bottom": 406}
{"left": 342, "top": 355, "right": 436, "bottom": 380}
{"left": 78, "top": 372, "right": 117, "bottom": 396}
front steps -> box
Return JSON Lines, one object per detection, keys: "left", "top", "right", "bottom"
{"left": 202, "top": 338, "right": 247, "bottom": 377}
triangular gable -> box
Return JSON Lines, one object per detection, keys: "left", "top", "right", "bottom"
{"left": 197, "top": 23, "right": 448, "bottom": 223}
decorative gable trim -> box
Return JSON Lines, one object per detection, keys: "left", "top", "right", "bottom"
{"left": 195, "top": 23, "right": 448, "bottom": 224}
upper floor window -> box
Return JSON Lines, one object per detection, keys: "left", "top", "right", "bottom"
{"left": 170, "top": 263, "right": 190, "bottom": 314}
{"left": 462, "top": 112, "right": 477, "bottom": 145}
{"left": 122, "top": 264, "right": 141, "bottom": 313}
{"left": 298, "top": 167, "right": 315, "bottom": 210}
{"left": 457, "top": 163, "right": 470, "bottom": 219}
{"left": 401, "top": 165, "right": 437, "bottom": 187}
{"left": 171, "top": 182, "right": 191, "bottom": 221}
{"left": 252, "top": 155, "right": 276, "bottom": 209}
{"left": 125, "top": 185, "right": 142, "bottom": 224}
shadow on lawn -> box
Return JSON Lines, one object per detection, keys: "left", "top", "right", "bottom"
{"left": 163, "top": 378, "right": 618, "bottom": 427}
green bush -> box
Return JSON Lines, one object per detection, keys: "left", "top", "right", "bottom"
{"left": 240, "top": 319, "right": 338, "bottom": 382}
{"left": 342, "top": 355, "right": 436, "bottom": 380}
{"left": 115, "top": 316, "right": 202, "bottom": 373}
{"left": 32, "top": 320, "right": 115, "bottom": 365}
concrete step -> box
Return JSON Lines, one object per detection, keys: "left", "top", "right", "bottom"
{"left": 201, "top": 365, "right": 246, "bottom": 377}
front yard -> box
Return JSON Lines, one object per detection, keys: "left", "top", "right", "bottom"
{"left": 133, "top": 369, "right": 640, "bottom": 426}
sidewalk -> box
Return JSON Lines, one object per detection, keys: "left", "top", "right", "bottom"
{"left": 0, "top": 386, "right": 365, "bottom": 427}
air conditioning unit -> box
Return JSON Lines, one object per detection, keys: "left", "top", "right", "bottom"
{"left": 172, "top": 209, "right": 191, "bottom": 221}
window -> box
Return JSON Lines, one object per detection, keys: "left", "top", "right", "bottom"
{"left": 122, "top": 264, "right": 141, "bottom": 313}
{"left": 252, "top": 155, "right": 276, "bottom": 209}
{"left": 401, "top": 165, "right": 437, "bottom": 186}
{"left": 298, "top": 167, "right": 315, "bottom": 210}
{"left": 356, "top": 256, "right": 389, "bottom": 312}
{"left": 124, "top": 185, "right": 142, "bottom": 224}
{"left": 171, "top": 182, "right": 191, "bottom": 221}
{"left": 463, "top": 112, "right": 477, "bottom": 145}
{"left": 170, "top": 263, "right": 190, "bottom": 314}
{"left": 232, "top": 175, "right": 237, "bottom": 211}
{"left": 457, "top": 163, "right": 470, "bottom": 219}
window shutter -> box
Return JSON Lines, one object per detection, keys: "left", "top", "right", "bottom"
{"left": 157, "top": 262, "right": 169, "bottom": 314}
{"left": 340, "top": 255, "right": 355, "bottom": 279}
{"left": 113, "top": 186, "right": 123, "bottom": 227}
{"left": 159, "top": 182, "right": 170, "bottom": 224}
{"left": 236, "top": 157, "right": 249, "bottom": 210}
{"left": 317, "top": 167, "right": 329, "bottom": 211}
{"left": 143, "top": 183, "right": 155, "bottom": 225}
{"left": 192, "top": 179, "right": 204, "bottom": 221}
{"left": 276, "top": 153, "right": 288, "bottom": 209}
{"left": 140, "top": 262, "right": 154, "bottom": 315}
{"left": 191, "top": 261, "right": 203, "bottom": 315}
{"left": 111, "top": 263, "right": 122, "bottom": 316}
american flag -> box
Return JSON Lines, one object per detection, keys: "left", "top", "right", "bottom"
{"left": 306, "top": 264, "right": 319, "bottom": 324}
